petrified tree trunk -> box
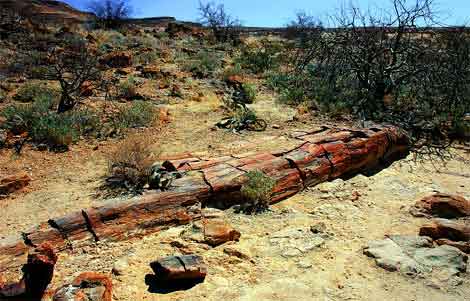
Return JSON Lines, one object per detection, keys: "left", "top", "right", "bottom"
{"left": 0, "top": 126, "right": 409, "bottom": 273}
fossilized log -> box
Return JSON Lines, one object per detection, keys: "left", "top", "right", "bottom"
{"left": 0, "top": 126, "right": 409, "bottom": 272}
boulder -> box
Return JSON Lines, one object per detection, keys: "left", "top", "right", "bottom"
{"left": 0, "top": 172, "right": 31, "bottom": 195}
{"left": 419, "top": 219, "right": 470, "bottom": 242}
{"left": 99, "top": 51, "right": 132, "bottom": 68}
{"left": 53, "top": 272, "right": 112, "bottom": 301}
{"left": 411, "top": 193, "right": 470, "bottom": 218}
{"left": 150, "top": 255, "right": 207, "bottom": 281}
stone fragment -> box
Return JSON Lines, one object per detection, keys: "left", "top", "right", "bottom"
{"left": 0, "top": 172, "right": 31, "bottom": 195}
{"left": 0, "top": 243, "right": 57, "bottom": 298}
{"left": 53, "top": 272, "right": 112, "bottom": 301}
{"left": 23, "top": 243, "right": 58, "bottom": 298}
{"left": 203, "top": 218, "right": 241, "bottom": 247}
{"left": 411, "top": 193, "right": 470, "bottom": 218}
{"left": 150, "top": 255, "right": 207, "bottom": 281}
{"left": 112, "top": 259, "right": 129, "bottom": 276}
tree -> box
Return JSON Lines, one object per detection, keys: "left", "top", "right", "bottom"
{"left": 47, "top": 37, "right": 102, "bottom": 113}
{"left": 283, "top": 0, "right": 470, "bottom": 156}
{"left": 198, "top": 1, "right": 241, "bottom": 44}
{"left": 87, "top": 0, "right": 133, "bottom": 29}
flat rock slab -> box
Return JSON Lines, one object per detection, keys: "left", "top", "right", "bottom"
{"left": 364, "top": 235, "right": 468, "bottom": 280}
{"left": 150, "top": 255, "right": 207, "bottom": 281}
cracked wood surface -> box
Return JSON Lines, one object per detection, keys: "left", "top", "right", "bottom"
{"left": 0, "top": 126, "right": 409, "bottom": 273}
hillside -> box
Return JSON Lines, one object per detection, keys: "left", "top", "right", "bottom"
{"left": 0, "top": 0, "right": 93, "bottom": 23}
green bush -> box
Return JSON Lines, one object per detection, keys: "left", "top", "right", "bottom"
{"left": 222, "top": 63, "right": 244, "bottom": 80}
{"left": 182, "top": 50, "right": 222, "bottom": 78}
{"left": 0, "top": 89, "right": 6, "bottom": 102}
{"left": 135, "top": 51, "right": 160, "bottom": 65}
{"left": 1, "top": 95, "right": 100, "bottom": 149}
{"left": 241, "top": 83, "right": 257, "bottom": 104}
{"left": 14, "top": 82, "right": 58, "bottom": 103}
{"left": 119, "top": 76, "right": 138, "bottom": 100}
{"left": 236, "top": 40, "right": 282, "bottom": 74}
{"left": 240, "top": 170, "right": 276, "bottom": 213}
{"left": 115, "top": 101, "right": 155, "bottom": 128}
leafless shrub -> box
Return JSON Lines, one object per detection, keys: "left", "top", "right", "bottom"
{"left": 198, "top": 1, "right": 241, "bottom": 44}
{"left": 281, "top": 0, "right": 470, "bottom": 159}
{"left": 87, "top": 0, "right": 133, "bottom": 29}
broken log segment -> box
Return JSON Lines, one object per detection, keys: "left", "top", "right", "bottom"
{"left": 0, "top": 126, "right": 409, "bottom": 273}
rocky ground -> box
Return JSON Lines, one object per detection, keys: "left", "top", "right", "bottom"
{"left": 35, "top": 149, "right": 466, "bottom": 301}
{"left": 1, "top": 84, "right": 469, "bottom": 300}
{"left": 0, "top": 13, "right": 469, "bottom": 300}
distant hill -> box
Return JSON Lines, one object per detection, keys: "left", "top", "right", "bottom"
{"left": 0, "top": 0, "right": 94, "bottom": 24}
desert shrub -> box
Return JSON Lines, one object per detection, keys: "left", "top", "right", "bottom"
{"left": 241, "top": 83, "right": 257, "bottom": 104}
{"left": 14, "top": 82, "right": 58, "bottom": 103}
{"left": 198, "top": 1, "right": 241, "bottom": 45}
{"left": 135, "top": 50, "right": 160, "bottom": 65}
{"left": 222, "top": 63, "right": 243, "bottom": 80}
{"left": 285, "top": 3, "right": 470, "bottom": 156}
{"left": 1, "top": 95, "right": 100, "bottom": 149}
{"left": 119, "top": 76, "right": 138, "bottom": 100}
{"left": 236, "top": 40, "right": 282, "bottom": 74}
{"left": 0, "top": 89, "right": 5, "bottom": 102}
{"left": 182, "top": 50, "right": 222, "bottom": 78}
{"left": 87, "top": 0, "right": 133, "bottom": 30}
{"left": 115, "top": 101, "right": 155, "bottom": 128}
{"left": 107, "top": 135, "right": 157, "bottom": 191}
{"left": 240, "top": 170, "right": 276, "bottom": 213}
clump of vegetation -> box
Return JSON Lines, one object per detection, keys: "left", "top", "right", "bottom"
{"left": 1, "top": 95, "right": 100, "bottom": 150}
{"left": 236, "top": 40, "right": 283, "bottom": 74}
{"left": 281, "top": 0, "right": 470, "bottom": 157}
{"left": 135, "top": 50, "right": 160, "bottom": 65}
{"left": 107, "top": 134, "right": 157, "bottom": 191}
{"left": 87, "top": 0, "right": 133, "bottom": 29}
{"left": 241, "top": 83, "right": 257, "bottom": 104}
{"left": 13, "top": 82, "right": 58, "bottom": 103}
{"left": 198, "top": 1, "right": 241, "bottom": 45}
{"left": 222, "top": 63, "right": 244, "bottom": 81}
{"left": 114, "top": 101, "right": 155, "bottom": 129}
{"left": 0, "top": 89, "right": 6, "bottom": 102}
{"left": 240, "top": 170, "right": 276, "bottom": 213}
{"left": 182, "top": 50, "right": 222, "bottom": 78}
{"left": 119, "top": 76, "right": 138, "bottom": 100}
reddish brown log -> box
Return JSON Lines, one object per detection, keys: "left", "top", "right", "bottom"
{"left": 0, "top": 126, "right": 409, "bottom": 273}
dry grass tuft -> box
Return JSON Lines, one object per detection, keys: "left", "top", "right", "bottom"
{"left": 106, "top": 134, "right": 159, "bottom": 191}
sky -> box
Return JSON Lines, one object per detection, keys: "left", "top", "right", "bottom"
{"left": 62, "top": 0, "right": 470, "bottom": 27}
